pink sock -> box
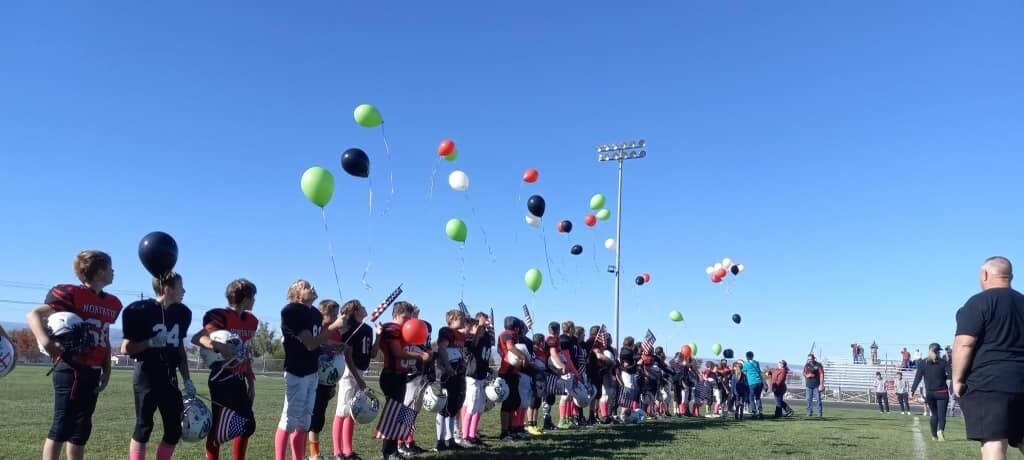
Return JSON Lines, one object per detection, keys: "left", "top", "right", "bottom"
{"left": 156, "top": 443, "right": 175, "bottom": 460}
{"left": 342, "top": 417, "right": 355, "bottom": 456}
{"left": 274, "top": 428, "right": 288, "bottom": 460}
{"left": 130, "top": 450, "right": 146, "bottom": 460}
{"left": 599, "top": 401, "right": 607, "bottom": 418}
{"left": 469, "top": 412, "right": 481, "bottom": 438}
{"left": 558, "top": 401, "right": 566, "bottom": 419}
{"left": 289, "top": 430, "right": 306, "bottom": 460}
{"left": 332, "top": 417, "right": 344, "bottom": 456}
{"left": 461, "top": 410, "right": 472, "bottom": 438}
{"left": 232, "top": 437, "right": 248, "bottom": 460}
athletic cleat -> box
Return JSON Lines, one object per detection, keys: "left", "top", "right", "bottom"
{"left": 526, "top": 425, "right": 543, "bottom": 436}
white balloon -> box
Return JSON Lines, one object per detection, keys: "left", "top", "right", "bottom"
{"left": 705, "top": 266, "right": 714, "bottom": 275}
{"left": 722, "top": 258, "right": 732, "bottom": 268}
{"left": 713, "top": 263, "right": 723, "bottom": 271}
{"left": 604, "top": 238, "right": 617, "bottom": 251}
{"left": 525, "top": 214, "right": 541, "bottom": 228}
{"left": 448, "top": 170, "right": 469, "bottom": 192}
{"left": 737, "top": 264, "right": 745, "bottom": 272}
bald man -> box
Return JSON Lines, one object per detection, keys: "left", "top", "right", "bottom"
{"left": 953, "top": 256, "right": 1024, "bottom": 460}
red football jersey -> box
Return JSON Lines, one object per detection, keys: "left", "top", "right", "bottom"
{"left": 45, "top": 284, "right": 123, "bottom": 368}
{"left": 380, "top": 322, "right": 409, "bottom": 373}
{"left": 497, "top": 329, "right": 519, "bottom": 375}
{"left": 203, "top": 307, "right": 259, "bottom": 375}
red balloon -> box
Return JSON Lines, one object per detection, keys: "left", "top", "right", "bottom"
{"left": 584, "top": 215, "right": 596, "bottom": 227}
{"left": 642, "top": 273, "right": 651, "bottom": 283}
{"left": 681, "top": 345, "right": 692, "bottom": 359}
{"left": 715, "top": 268, "right": 728, "bottom": 279}
{"left": 438, "top": 139, "right": 456, "bottom": 157}
{"left": 522, "top": 168, "right": 539, "bottom": 183}
{"left": 711, "top": 274, "right": 723, "bottom": 283}
{"left": 402, "top": 318, "right": 429, "bottom": 345}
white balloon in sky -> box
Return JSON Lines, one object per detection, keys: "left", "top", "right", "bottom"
{"left": 705, "top": 266, "right": 714, "bottom": 275}
{"left": 722, "top": 258, "right": 732, "bottom": 268}
{"left": 448, "top": 170, "right": 469, "bottom": 192}
{"left": 713, "top": 263, "right": 723, "bottom": 271}
{"left": 604, "top": 238, "right": 617, "bottom": 251}
{"left": 525, "top": 214, "right": 541, "bottom": 228}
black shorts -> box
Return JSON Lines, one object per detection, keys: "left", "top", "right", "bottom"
{"left": 48, "top": 363, "right": 101, "bottom": 445}
{"left": 961, "top": 389, "right": 1024, "bottom": 446}
{"left": 208, "top": 376, "right": 256, "bottom": 443}
{"left": 380, "top": 369, "right": 407, "bottom": 402}
{"left": 310, "top": 384, "right": 337, "bottom": 433}
{"left": 440, "top": 373, "right": 467, "bottom": 417}
{"left": 500, "top": 372, "right": 521, "bottom": 413}
{"left": 132, "top": 365, "right": 184, "bottom": 444}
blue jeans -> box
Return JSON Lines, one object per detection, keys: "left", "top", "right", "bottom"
{"left": 749, "top": 383, "right": 764, "bottom": 414}
{"left": 806, "top": 386, "right": 823, "bottom": 416}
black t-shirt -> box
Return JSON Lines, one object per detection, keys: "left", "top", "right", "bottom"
{"left": 804, "top": 361, "right": 823, "bottom": 388}
{"left": 341, "top": 322, "right": 374, "bottom": 372}
{"left": 955, "top": 287, "right": 1024, "bottom": 393}
{"left": 585, "top": 338, "right": 601, "bottom": 375}
{"left": 122, "top": 299, "right": 191, "bottom": 370}
{"left": 281, "top": 303, "right": 321, "bottom": 377}
{"left": 466, "top": 329, "right": 494, "bottom": 380}
{"left": 574, "top": 336, "right": 589, "bottom": 370}
{"left": 620, "top": 347, "right": 637, "bottom": 374}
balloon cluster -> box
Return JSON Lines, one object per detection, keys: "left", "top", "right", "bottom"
{"left": 438, "top": 139, "right": 458, "bottom": 162}
{"left": 705, "top": 257, "right": 745, "bottom": 283}
{"left": 634, "top": 272, "right": 651, "bottom": 286}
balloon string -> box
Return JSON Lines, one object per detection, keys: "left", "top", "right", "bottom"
{"left": 464, "top": 193, "right": 496, "bottom": 263}
{"left": 427, "top": 157, "right": 439, "bottom": 200}
{"left": 540, "top": 225, "right": 557, "bottom": 290}
{"left": 321, "top": 208, "right": 344, "bottom": 300}
{"left": 379, "top": 126, "right": 395, "bottom": 217}
{"left": 362, "top": 180, "right": 374, "bottom": 291}
{"left": 458, "top": 244, "right": 466, "bottom": 301}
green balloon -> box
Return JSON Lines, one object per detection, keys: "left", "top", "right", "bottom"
{"left": 524, "top": 268, "right": 543, "bottom": 293}
{"left": 353, "top": 104, "right": 383, "bottom": 128}
{"left": 444, "top": 149, "right": 459, "bottom": 162}
{"left": 590, "top": 194, "right": 606, "bottom": 210}
{"left": 689, "top": 343, "right": 698, "bottom": 356}
{"left": 445, "top": 218, "right": 467, "bottom": 243}
{"left": 596, "top": 209, "right": 611, "bottom": 221}
{"left": 300, "top": 166, "right": 335, "bottom": 208}
{"left": 669, "top": 310, "right": 683, "bottom": 322}
{"left": 712, "top": 343, "right": 723, "bottom": 356}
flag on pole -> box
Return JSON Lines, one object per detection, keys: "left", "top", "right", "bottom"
{"left": 369, "top": 285, "right": 403, "bottom": 323}
{"left": 374, "top": 399, "right": 418, "bottom": 440}
{"left": 490, "top": 307, "right": 495, "bottom": 329}
{"left": 213, "top": 406, "right": 251, "bottom": 445}
{"left": 640, "top": 329, "right": 656, "bottom": 354}
{"left": 595, "top": 324, "right": 609, "bottom": 349}
{"left": 458, "top": 301, "right": 470, "bottom": 318}
{"left": 522, "top": 304, "right": 534, "bottom": 330}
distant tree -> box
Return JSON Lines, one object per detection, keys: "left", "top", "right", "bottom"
{"left": 250, "top": 321, "right": 281, "bottom": 358}
{"left": 10, "top": 328, "right": 44, "bottom": 362}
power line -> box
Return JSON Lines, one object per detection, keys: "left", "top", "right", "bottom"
{"left": 0, "top": 279, "right": 145, "bottom": 298}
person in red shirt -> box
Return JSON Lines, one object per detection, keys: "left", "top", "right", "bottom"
{"left": 27, "top": 250, "right": 123, "bottom": 460}
{"left": 192, "top": 278, "right": 259, "bottom": 460}
{"left": 717, "top": 359, "right": 734, "bottom": 415}
{"left": 768, "top": 360, "right": 794, "bottom": 417}
{"left": 377, "top": 302, "right": 430, "bottom": 460}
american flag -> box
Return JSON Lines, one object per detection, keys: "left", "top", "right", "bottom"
{"left": 640, "top": 329, "right": 656, "bottom": 355}
{"left": 369, "top": 285, "right": 404, "bottom": 323}
{"left": 458, "top": 301, "right": 470, "bottom": 318}
{"left": 618, "top": 386, "right": 638, "bottom": 407}
{"left": 213, "top": 406, "right": 250, "bottom": 445}
{"left": 522, "top": 304, "right": 533, "bottom": 330}
{"left": 543, "top": 374, "right": 571, "bottom": 396}
{"left": 374, "top": 399, "right": 417, "bottom": 440}
{"left": 595, "top": 324, "right": 609, "bottom": 349}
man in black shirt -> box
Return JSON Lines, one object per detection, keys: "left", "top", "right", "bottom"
{"left": 121, "top": 272, "right": 193, "bottom": 460}
{"left": 954, "top": 256, "right": 1024, "bottom": 459}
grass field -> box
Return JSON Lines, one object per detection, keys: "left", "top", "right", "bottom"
{"left": 1, "top": 367, "right": 1020, "bottom": 459}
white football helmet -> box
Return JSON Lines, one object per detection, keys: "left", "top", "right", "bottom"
{"left": 200, "top": 330, "right": 243, "bottom": 368}
{"left": 485, "top": 377, "right": 509, "bottom": 402}
{"left": 41, "top": 311, "right": 87, "bottom": 356}
{"left": 180, "top": 397, "right": 212, "bottom": 442}
{"left": 602, "top": 350, "right": 614, "bottom": 361}
{"left": 572, "top": 382, "right": 593, "bottom": 407}
{"left": 351, "top": 390, "right": 381, "bottom": 424}
{"left": 421, "top": 386, "right": 448, "bottom": 413}
{"left": 317, "top": 353, "right": 345, "bottom": 386}
{"left": 0, "top": 336, "right": 14, "bottom": 378}
{"left": 507, "top": 343, "right": 530, "bottom": 367}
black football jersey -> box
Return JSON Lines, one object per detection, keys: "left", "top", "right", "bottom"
{"left": 122, "top": 299, "right": 191, "bottom": 369}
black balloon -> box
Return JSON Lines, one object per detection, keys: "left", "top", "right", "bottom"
{"left": 730, "top": 265, "right": 740, "bottom": 275}
{"left": 341, "top": 148, "right": 370, "bottom": 178}
{"left": 635, "top": 275, "right": 645, "bottom": 286}
{"left": 570, "top": 244, "right": 583, "bottom": 255}
{"left": 732, "top": 313, "right": 741, "bottom": 324}
{"left": 527, "top": 195, "right": 546, "bottom": 218}
{"left": 723, "top": 349, "right": 734, "bottom": 359}
{"left": 139, "top": 231, "right": 178, "bottom": 278}
{"left": 558, "top": 220, "right": 573, "bottom": 233}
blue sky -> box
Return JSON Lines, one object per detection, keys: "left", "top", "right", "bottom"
{"left": 1, "top": 1, "right": 1021, "bottom": 362}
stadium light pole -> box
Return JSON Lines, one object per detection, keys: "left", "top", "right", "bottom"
{"left": 597, "top": 140, "right": 647, "bottom": 356}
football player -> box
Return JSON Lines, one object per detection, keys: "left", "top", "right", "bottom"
{"left": 27, "top": 250, "right": 123, "bottom": 460}
{"left": 460, "top": 312, "right": 493, "bottom": 447}
{"left": 435, "top": 309, "right": 469, "bottom": 451}
{"left": 192, "top": 278, "right": 259, "bottom": 460}
{"left": 121, "top": 272, "right": 193, "bottom": 460}
{"left": 307, "top": 299, "right": 346, "bottom": 460}
{"left": 331, "top": 300, "right": 372, "bottom": 460}
{"left": 377, "top": 301, "right": 430, "bottom": 460}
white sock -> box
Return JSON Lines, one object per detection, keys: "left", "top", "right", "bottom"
{"left": 436, "top": 414, "right": 447, "bottom": 441}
